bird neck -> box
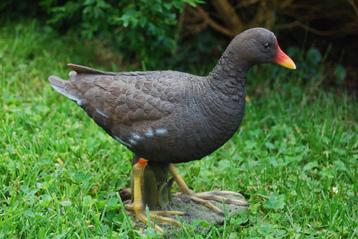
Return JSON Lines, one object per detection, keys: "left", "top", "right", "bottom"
{"left": 207, "top": 43, "right": 252, "bottom": 94}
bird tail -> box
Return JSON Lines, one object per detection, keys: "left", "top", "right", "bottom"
{"left": 48, "top": 75, "right": 83, "bottom": 104}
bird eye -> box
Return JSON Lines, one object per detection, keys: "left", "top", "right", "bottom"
{"left": 264, "top": 42, "right": 270, "bottom": 49}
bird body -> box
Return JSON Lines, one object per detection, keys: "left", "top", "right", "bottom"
{"left": 49, "top": 28, "right": 296, "bottom": 164}
{"left": 50, "top": 63, "right": 245, "bottom": 163}
{"left": 49, "top": 28, "right": 296, "bottom": 232}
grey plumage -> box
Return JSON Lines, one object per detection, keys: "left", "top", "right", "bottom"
{"left": 49, "top": 28, "right": 281, "bottom": 163}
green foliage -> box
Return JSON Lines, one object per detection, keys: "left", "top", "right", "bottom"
{"left": 264, "top": 194, "right": 285, "bottom": 210}
{"left": 306, "top": 47, "right": 322, "bottom": 66}
{"left": 280, "top": 46, "right": 351, "bottom": 90}
{"left": 334, "top": 65, "right": 346, "bottom": 83}
{"left": 1, "top": 0, "right": 201, "bottom": 68}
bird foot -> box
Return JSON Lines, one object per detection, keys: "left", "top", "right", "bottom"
{"left": 176, "top": 190, "right": 249, "bottom": 215}
{"left": 125, "top": 203, "right": 185, "bottom": 233}
{"left": 196, "top": 191, "right": 249, "bottom": 206}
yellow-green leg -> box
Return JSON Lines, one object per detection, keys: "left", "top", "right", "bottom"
{"left": 169, "top": 164, "right": 248, "bottom": 214}
{"left": 126, "top": 158, "right": 183, "bottom": 233}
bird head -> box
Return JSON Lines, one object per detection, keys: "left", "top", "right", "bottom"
{"left": 228, "top": 28, "right": 296, "bottom": 70}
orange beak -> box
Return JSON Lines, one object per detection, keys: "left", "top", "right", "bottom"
{"left": 274, "top": 43, "right": 296, "bottom": 70}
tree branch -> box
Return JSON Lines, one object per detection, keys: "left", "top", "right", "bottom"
{"left": 196, "top": 6, "right": 236, "bottom": 37}
{"left": 211, "top": 0, "right": 244, "bottom": 33}
{"left": 348, "top": 0, "right": 358, "bottom": 16}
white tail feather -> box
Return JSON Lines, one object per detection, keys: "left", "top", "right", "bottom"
{"left": 49, "top": 76, "right": 82, "bottom": 105}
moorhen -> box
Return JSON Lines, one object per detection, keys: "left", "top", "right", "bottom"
{"left": 49, "top": 28, "right": 295, "bottom": 232}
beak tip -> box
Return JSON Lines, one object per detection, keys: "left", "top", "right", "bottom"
{"left": 274, "top": 43, "right": 296, "bottom": 70}
{"left": 275, "top": 58, "right": 296, "bottom": 70}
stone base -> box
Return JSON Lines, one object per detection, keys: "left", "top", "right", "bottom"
{"left": 120, "top": 188, "right": 249, "bottom": 234}
{"left": 167, "top": 191, "right": 248, "bottom": 225}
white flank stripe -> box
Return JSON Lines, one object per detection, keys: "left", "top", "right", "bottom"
{"left": 155, "top": 128, "right": 168, "bottom": 136}
{"left": 96, "top": 109, "right": 108, "bottom": 118}
{"left": 145, "top": 128, "right": 154, "bottom": 137}
{"left": 114, "top": 136, "right": 131, "bottom": 147}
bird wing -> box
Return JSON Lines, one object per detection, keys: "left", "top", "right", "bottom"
{"left": 76, "top": 72, "right": 175, "bottom": 124}
{"left": 49, "top": 64, "right": 181, "bottom": 149}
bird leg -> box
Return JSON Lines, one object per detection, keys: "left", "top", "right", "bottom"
{"left": 125, "top": 158, "right": 183, "bottom": 233}
{"left": 169, "top": 164, "right": 248, "bottom": 214}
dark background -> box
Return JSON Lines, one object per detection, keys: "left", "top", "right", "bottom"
{"left": 1, "top": 0, "right": 357, "bottom": 91}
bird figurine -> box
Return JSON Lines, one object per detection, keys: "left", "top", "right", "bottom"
{"left": 49, "top": 28, "right": 296, "bottom": 232}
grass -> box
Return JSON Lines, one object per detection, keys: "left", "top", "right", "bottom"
{"left": 0, "top": 22, "right": 357, "bottom": 238}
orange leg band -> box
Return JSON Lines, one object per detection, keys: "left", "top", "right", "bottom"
{"left": 137, "top": 158, "right": 148, "bottom": 168}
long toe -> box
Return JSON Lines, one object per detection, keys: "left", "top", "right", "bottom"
{"left": 151, "top": 210, "right": 186, "bottom": 216}
{"left": 126, "top": 204, "right": 185, "bottom": 217}
{"left": 176, "top": 190, "right": 249, "bottom": 215}
{"left": 180, "top": 193, "right": 224, "bottom": 215}
{"left": 149, "top": 213, "right": 182, "bottom": 227}
{"left": 196, "top": 191, "right": 249, "bottom": 206}
{"left": 136, "top": 212, "right": 164, "bottom": 234}
{"left": 125, "top": 204, "right": 183, "bottom": 233}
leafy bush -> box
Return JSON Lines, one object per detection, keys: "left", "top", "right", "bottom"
{"left": 1, "top": 0, "right": 201, "bottom": 68}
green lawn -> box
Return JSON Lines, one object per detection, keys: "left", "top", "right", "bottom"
{"left": 0, "top": 22, "right": 357, "bottom": 238}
